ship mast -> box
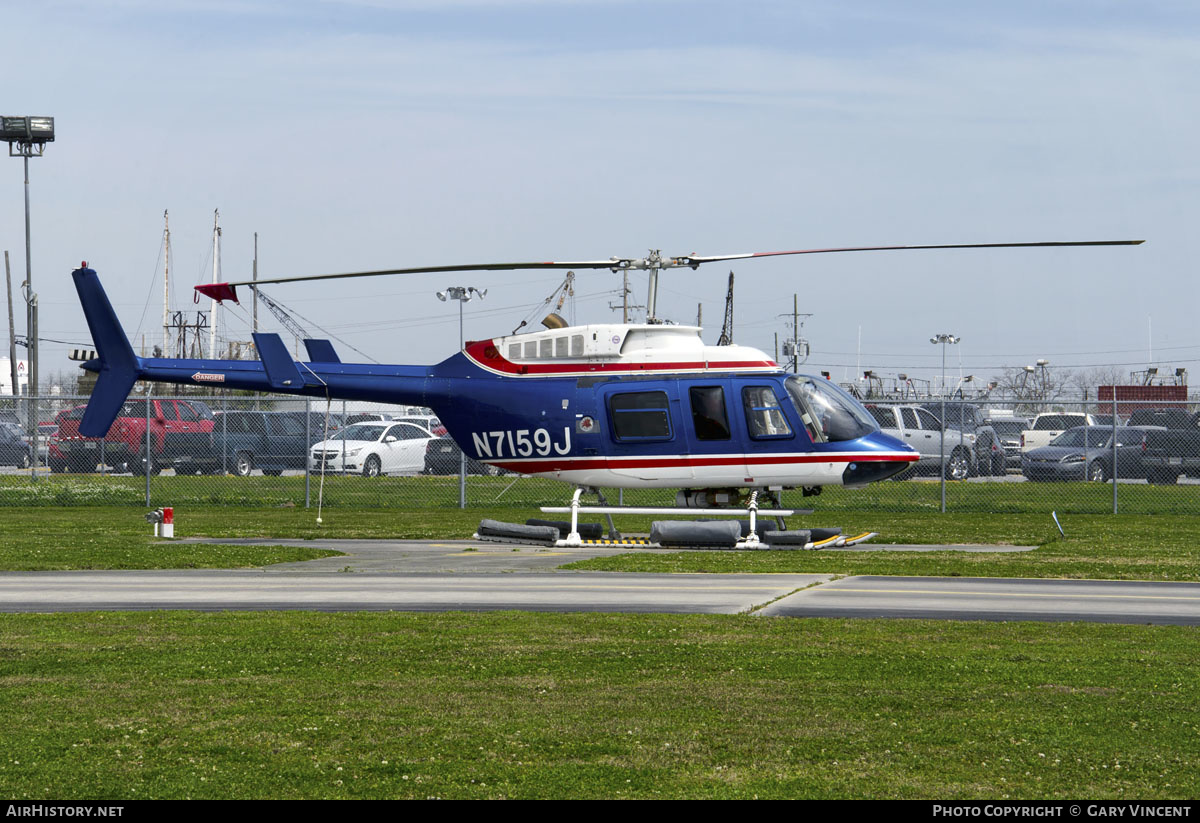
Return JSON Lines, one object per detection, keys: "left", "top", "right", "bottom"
{"left": 208, "top": 208, "right": 221, "bottom": 359}
{"left": 161, "top": 210, "right": 170, "bottom": 356}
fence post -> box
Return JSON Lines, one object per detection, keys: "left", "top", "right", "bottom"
{"left": 144, "top": 388, "right": 151, "bottom": 507}
{"left": 1112, "top": 386, "right": 1118, "bottom": 514}
{"left": 29, "top": 394, "right": 38, "bottom": 481}
{"left": 304, "top": 395, "right": 311, "bottom": 509}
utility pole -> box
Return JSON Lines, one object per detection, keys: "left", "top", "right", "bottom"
{"left": 623, "top": 270, "right": 629, "bottom": 323}
{"left": 608, "top": 270, "right": 643, "bottom": 323}
{"left": 792, "top": 294, "right": 799, "bottom": 372}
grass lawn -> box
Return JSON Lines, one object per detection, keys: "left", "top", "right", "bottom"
{"left": 1, "top": 612, "right": 1197, "bottom": 800}
{"left": 2, "top": 480, "right": 1199, "bottom": 799}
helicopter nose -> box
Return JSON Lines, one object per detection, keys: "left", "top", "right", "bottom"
{"left": 841, "top": 430, "right": 919, "bottom": 485}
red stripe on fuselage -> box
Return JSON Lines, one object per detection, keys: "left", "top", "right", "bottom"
{"left": 489, "top": 451, "right": 918, "bottom": 473}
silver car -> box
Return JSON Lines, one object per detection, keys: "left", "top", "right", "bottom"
{"left": 865, "top": 403, "right": 978, "bottom": 480}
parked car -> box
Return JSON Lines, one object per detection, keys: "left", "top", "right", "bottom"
{"left": 1021, "top": 412, "right": 1097, "bottom": 454}
{"left": 974, "top": 426, "right": 1008, "bottom": 476}
{"left": 985, "top": 418, "right": 1029, "bottom": 471}
{"left": 309, "top": 421, "right": 436, "bottom": 477}
{"left": 919, "top": 401, "right": 1002, "bottom": 475}
{"left": 0, "top": 421, "right": 31, "bottom": 468}
{"left": 1127, "top": 408, "right": 1197, "bottom": 430}
{"left": 422, "top": 435, "right": 498, "bottom": 475}
{"left": 866, "top": 403, "right": 978, "bottom": 479}
{"left": 393, "top": 414, "right": 448, "bottom": 436}
{"left": 1021, "top": 426, "right": 1156, "bottom": 482}
{"left": 214, "top": 410, "right": 333, "bottom": 476}
{"left": 50, "top": 398, "right": 217, "bottom": 475}
{"left": 1131, "top": 408, "right": 1200, "bottom": 484}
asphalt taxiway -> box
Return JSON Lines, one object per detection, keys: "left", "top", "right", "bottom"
{"left": 2, "top": 538, "right": 1198, "bottom": 625}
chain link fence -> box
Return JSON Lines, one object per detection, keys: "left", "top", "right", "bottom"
{"left": 0, "top": 392, "right": 1196, "bottom": 515}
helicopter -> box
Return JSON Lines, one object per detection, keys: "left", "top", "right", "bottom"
{"left": 71, "top": 239, "right": 1141, "bottom": 538}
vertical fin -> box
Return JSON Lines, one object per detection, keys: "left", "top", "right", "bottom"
{"left": 252, "top": 332, "right": 304, "bottom": 389}
{"left": 72, "top": 266, "right": 142, "bottom": 437}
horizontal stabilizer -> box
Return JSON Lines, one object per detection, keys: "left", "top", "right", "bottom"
{"left": 252, "top": 332, "right": 304, "bottom": 389}
{"left": 303, "top": 339, "right": 340, "bottom": 363}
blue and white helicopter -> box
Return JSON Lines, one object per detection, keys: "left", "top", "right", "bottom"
{"left": 72, "top": 240, "right": 1140, "bottom": 545}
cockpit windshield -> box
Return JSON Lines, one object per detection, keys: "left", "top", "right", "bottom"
{"left": 784, "top": 376, "right": 878, "bottom": 443}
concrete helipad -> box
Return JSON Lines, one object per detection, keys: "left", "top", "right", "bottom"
{"left": 176, "top": 537, "right": 1036, "bottom": 574}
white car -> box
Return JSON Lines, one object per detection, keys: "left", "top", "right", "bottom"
{"left": 309, "top": 421, "right": 436, "bottom": 477}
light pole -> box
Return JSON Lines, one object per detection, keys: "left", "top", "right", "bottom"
{"left": 2, "top": 116, "right": 54, "bottom": 477}
{"left": 930, "top": 333, "right": 960, "bottom": 513}
{"left": 437, "top": 286, "right": 486, "bottom": 508}
{"left": 1036, "top": 358, "right": 1050, "bottom": 400}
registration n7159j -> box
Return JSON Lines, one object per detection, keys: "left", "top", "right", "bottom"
{"left": 471, "top": 427, "right": 571, "bottom": 458}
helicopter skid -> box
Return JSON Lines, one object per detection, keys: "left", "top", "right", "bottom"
{"left": 543, "top": 487, "right": 809, "bottom": 548}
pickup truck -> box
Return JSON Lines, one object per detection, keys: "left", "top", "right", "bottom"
{"left": 49, "top": 398, "right": 218, "bottom": 475}
{"left": 1131, "top": 408, "right": 1200, "bottom": 484}
{"left": 214, "top": 410, "right": 330, "bottom": 476}
{"left": 866, "top": 403, "right": 978, "bottom": 479}
{"left": 1021, "top": 413, "right": 1096, "bottom": 454}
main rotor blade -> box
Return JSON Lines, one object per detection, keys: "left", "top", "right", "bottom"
{"left": 675, "top": 240, "right": 1144, "bottom": 267}
{"left": 193, "top": 239, "right": 1144, "bottom": 302}
{"left": 208, "top": 259, "right": 625, "bottom": 290}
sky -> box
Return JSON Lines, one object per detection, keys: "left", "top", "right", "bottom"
{"left": 2, "top": 0, "right": 1197, "bottom": 394}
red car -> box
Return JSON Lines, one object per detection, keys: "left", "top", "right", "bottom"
{"left": 50, "top": 398, "right": 218, "bottom": 475}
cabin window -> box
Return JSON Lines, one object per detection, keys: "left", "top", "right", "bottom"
{"left": 743, "top": 387, "right": 793, "bottom": 439}
{"left": 571, "top": 335, "right": 584, "bottom": 357}
{"left": 555, "top": 336, "right": 568, "bottom": 358}
{"left": 784, "top": 376, "right": 877, "bottom": 443}
{"left": 539, "top": 338, "right": 553, "bottom": 358}
{"left": 508, "top": 343, "right": 522, "bottom": 360}
{"left": 609, "top": 391, "right": 672, "bottom": 441}
{"left": 524, "top": 341, "right": 537, "bottom": 359}
{"left": 689, "top": 386, "right": 731, "bottom": 441}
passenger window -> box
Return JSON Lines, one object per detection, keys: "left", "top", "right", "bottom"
{"left": 867, "top": 406, "right": 897, "bottom": 429}
{"left": 900, "top": 408, "right": 919, "bottom": 429}
{"left": 743, "top": 387, "right": 793, "bottom": 439}
{"left": 689, "top": 386, "right": 731, "bottom": 441}
{"left": 555, "top": 337, "right": 568, "bottom": 358}
{"left": 178, "top": 402, "right": 201, "bottom": 422}
{"left": 571, "top": 335, "right": 584, "bottom": 357}
{"left": 509, "top": 343, "right": 522, "bottom": 360}
{"left": 539, "top": 339, "right": 553, "bottom": 358}
{"left": 155, "top": 401, "right": 179, "bottom": 420}
{"left": 524, "top": 341, "right": 537, "bottom": 359}
{"left": 915, "top": 408, "right": 942, "bottom": 431}
{"left": 277, "top": 416, "right": 305, "bottom": 437}
{"left": 120, "top": 400, "right": 147, "bottom": 419}
{"left": 609, "top": 391, "right": 672, "bottom": 441}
